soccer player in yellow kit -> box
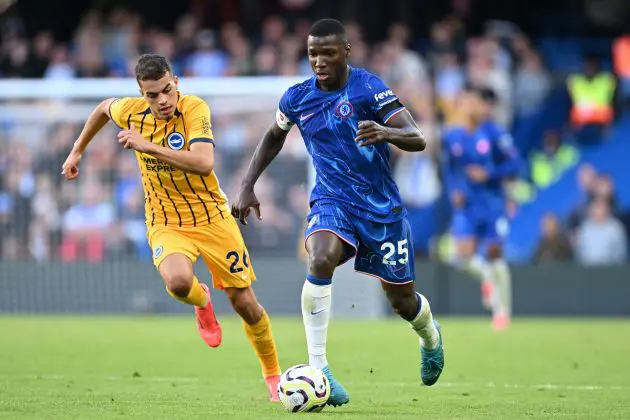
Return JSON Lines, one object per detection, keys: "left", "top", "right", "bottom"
{"left": 61, "top": 54, "right": 281, "bottom": 401}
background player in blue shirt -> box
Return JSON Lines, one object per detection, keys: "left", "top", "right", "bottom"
{"left": 441, "top": 86, "right": 521, "bottom": 331}
{"left": 232, "top": 19, "right": 444, "bottom": 406}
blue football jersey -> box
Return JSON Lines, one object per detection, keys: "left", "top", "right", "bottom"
{"left": 441, "top": 119, "right": 521, "bottom": 215}
{"left": 276, "top": 66, "right": 407, "bottom": 223}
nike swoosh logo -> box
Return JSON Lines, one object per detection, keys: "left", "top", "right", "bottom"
{"left": 310, "top": 308, "right": 326, "bottom": 315}
{"left": 300, "top": 112, "right": 316, "bottom": 122}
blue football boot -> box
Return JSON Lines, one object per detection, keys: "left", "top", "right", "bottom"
{"left": 322, "top": 366, "right": 350, "bottom": 406}
{"left": 420, "top": 320, "right": 445, "bottom": 386}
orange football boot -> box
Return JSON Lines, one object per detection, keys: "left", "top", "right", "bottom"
{"left": 265, "top": 375, "right": 281, "bottom": 402}
{"left": 481, "top": 280, "right": 493, "bottom": 310}
{"left": 194, "top": 284, "right": 222, "bottom": 347}
{"left": 492, "top": 313, "right": 510, "bottom": 331}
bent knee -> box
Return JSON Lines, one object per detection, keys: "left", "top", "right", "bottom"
{"left": 387, "top": 294, "right": 419, "bottom": 320}
{"left": 225, "top": 287, "right": 261, "bottom": 324}
{"left": 308, "top": 252, "right": 339, "bottom": 277}
{"left": 159, "top": 255, "right": 194, "bottom": 297}
{"left": 487, "top": 244, "right": 503, "bottom": 260}
{"left": 225, "top": 288, "right": 246, "bottom": 309}
{"left": 163, "top": 273, "right": 194, "bottom": 297}
{"left": 457, "top": 239, "right": 477, "bottom": 259}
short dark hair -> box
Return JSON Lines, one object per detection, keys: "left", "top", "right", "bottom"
{"left": 135, "top": 54, "right": 173, "bottom": 82}
{"left": 478, "top": 87, "right": 497, "bottom": 104}
{"left": 464, "top": 84, "right": 497, "bottom": 103}
{"left": 309, "top": 18, "right": 346, "bottom": 43}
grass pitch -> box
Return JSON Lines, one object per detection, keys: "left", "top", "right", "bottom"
{"left": 0, "top": 316, "right": 628, "bottom": 419}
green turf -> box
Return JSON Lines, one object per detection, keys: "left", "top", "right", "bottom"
{"left": 0, "top": 316, "right": 628, "bottom": 419}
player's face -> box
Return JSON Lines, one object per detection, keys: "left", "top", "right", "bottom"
{"left": 307, "top": 35, "right": 349, "bottom": 88}
{"left": 139, "top": 74, "right": 179, "bottom": 120}
{"left": 458, "top": 92, "right": 475, "bottom": 119}
{"left": 468, "top": 93, "right": 486, "bottom": 122}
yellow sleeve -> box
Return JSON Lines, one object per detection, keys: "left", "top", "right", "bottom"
{"left": 108, "top": 97, "right": 133, "bottom": 129}
{"left": 184, "top": 97, "right": 214, "bottom": 146}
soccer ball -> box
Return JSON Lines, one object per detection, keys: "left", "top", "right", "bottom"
{"left": 277, "top": 364, "right": 330, "bottom": 413}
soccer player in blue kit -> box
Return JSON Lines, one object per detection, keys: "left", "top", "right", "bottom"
{"left": 232, "top": 19, "right": 444, "bottom": 406}
{"left": 441, "top": 86, "right": 521, "bottom": 331}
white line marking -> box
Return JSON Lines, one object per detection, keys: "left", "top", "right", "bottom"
{"left": 435, "top": 382, "right": 619, "bottom": 391}
{"left": 2, "top": 375, "right": 627, "bottom": 391}
{"left": 4, "top": 374, "right": 201, "bottom": 383}
{"left": 350, "top": 381, "right": 626, "bottom": 391}
{"left": 104, "top": 375, "right": 200, "bottom": 383}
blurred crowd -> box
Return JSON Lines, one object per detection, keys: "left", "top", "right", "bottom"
{"left": 0, "top": 9, "right": 551, "bottom": 130}
{"left": 534, "top": 164, "right": 629, "bottom": 265}
{"left": 0, "top": 9, "right": 628, "bottom": 264}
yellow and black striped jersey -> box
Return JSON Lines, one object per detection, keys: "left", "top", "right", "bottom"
{"left": 109, "top": 94, "right": 228, "bottom": 228}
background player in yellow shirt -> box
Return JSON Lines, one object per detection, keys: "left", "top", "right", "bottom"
{"left": 61, "top": 54, "right": 281, "bottom": 401}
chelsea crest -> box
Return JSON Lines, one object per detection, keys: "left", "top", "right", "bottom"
{"left": 335, "top": 101, "right": 354, "bottom": 119}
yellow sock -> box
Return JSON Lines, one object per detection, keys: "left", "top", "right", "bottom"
{"left": 165, "top": 276, "right": 208, "bottom": 307}
{"left": 243, "top": 309, "right": 281, "bottom": 377}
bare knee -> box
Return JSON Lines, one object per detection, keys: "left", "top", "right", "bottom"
{"left": 305, "top": 232, "right": 345, "bottom": 278}
{"left": 389, "top": 295, "right": 418, "bottom": 320}
{"left": 457, "top": 238, "right": 477, "bottom": 260}
{"left": 308, "top": 252, "right": 338, "bottom": 278}
{"left": 487, "top": 244, "right": 503, "bottom": 260}
{"left": 225, "top": 287, "right": 262, "bottom": 325}
{"left": 383, "top": 284, "right": 419, "bottom": 321}
{"left": 164, "top": 273, "right": 193, "bottom": 297}
{"left": 159, "top": 255, "right": 194, "bottom": 297}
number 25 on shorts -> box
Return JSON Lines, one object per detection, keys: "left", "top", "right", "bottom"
{"left": 226, "top": 250, "right": 249, "bottom": 273}
{"left": 381, "top": 239, "right": 409, "bottom": 266}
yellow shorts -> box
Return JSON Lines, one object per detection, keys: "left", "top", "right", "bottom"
{"left": 147, "top": 217, "right": 255, "bottom": 289}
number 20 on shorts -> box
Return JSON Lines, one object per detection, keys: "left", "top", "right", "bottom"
{"left": 226, "top": 250, "right": 249, "bottom": 273}
{"left": 381, "top": 239, "right": 409, "bottom": 266}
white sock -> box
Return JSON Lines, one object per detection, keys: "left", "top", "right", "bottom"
{"left": 465, "top": 254, "right": 493, "bottom": 283}
{"left": 462, "top": 254, "right": 498, "bottom": 311}
{"left": 301, "top": 280, "right": 332, "bottom": 369}
{"left": 490, "top": 259, "right": 512, "bottom": 317}
{"left": 409, "top": 293, "right": 440, "bottom": 350}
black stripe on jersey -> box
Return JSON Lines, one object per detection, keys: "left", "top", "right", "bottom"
{"left": 183, "top": 172, "right": 211, "bottom": 224}
{"left": 126, "top": 113, "right": 132, "bottom": 129}
{"left": 159, "top": 125, "right": 185, "bottom": 227}
{"left": 166, "top": 124, "right": 196, "bottom": 226}
{"left": 189, "top": 138, "right": 215, "bottom": 146}
{"left": 149, "top": 119, "right": 168, "bottom": 225}
{"left": 376, "top": 99, "right": 404, "bottom": 123}
{"left": 180, "top": 112, "right": 211, "bottom": 224}
{"left": 181, "top": 115, "right": 188, "bottom": 137}
{"left": 180, "top": 98, "right": 223, "bottom": 219}
{"left": 155, "top": 167, "right": 180, "bottom": 226}
{"left": 137, "top": 112, "right": 155, "bottom": 225}
{"left": 139, "top": 111, "right": 148, "bottom": 134}
{"left": 143, "top": 179, "right": 155, "bottom": 226}
{"left": 200, "top": 176, "right": 225, "bottom": 220}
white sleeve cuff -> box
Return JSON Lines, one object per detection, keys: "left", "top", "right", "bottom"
{"left": 276, "top": 109, "right": 294, "bottom": 131}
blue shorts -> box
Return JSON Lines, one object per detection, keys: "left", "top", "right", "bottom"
{"left": 304, "top": 200, "right": 415, "bottom": 284}
{"left": 451, "top": 210, "right": 509, "bottom": 245}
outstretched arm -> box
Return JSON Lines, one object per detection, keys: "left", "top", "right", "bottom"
{"left": 231, "top": 122, "right": 290, "bottom": 225}
{"left": 116, "top": 98, "right": 216, "bottom": 176}
{"left": 354, "top": 109, "right": 426, "bottom": 152}
{"left": 62, "top": 98, "right": 117, "bottom": 180}
{"left": 241, "top": 123, "right": 289, "bottom": 189}
{"left": 117, "top": 124, "right": 215, "bottom": 176}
